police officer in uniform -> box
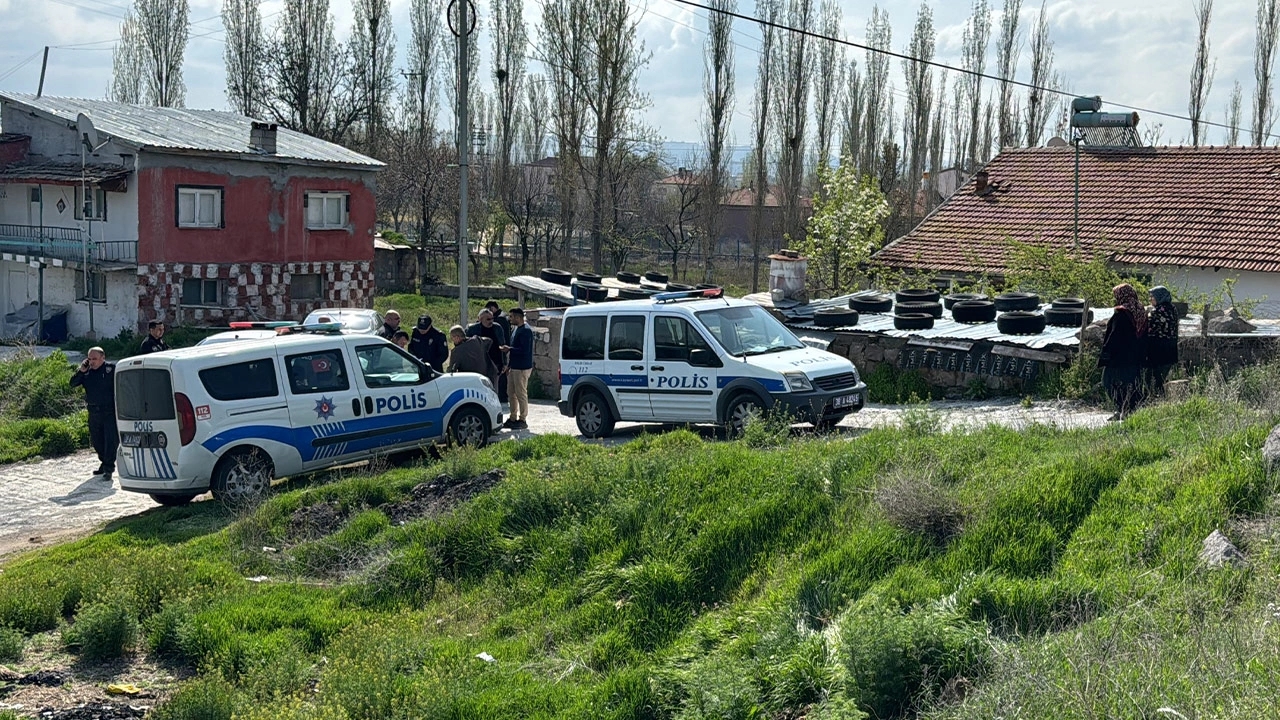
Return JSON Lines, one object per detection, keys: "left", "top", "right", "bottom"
{"left": 139, "top": 320, "right": 168, "bottom": 354}
{"left": 70, "top": 347, "right": 118, "bottom": 482}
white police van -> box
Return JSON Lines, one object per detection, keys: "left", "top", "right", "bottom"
{"left": 557, "top": 290, "right": 867, "bottom": 437}
{"left": 113, "top": 323, "right": 502, "bottom": 506}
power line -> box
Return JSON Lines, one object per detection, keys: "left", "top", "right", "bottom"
{"left": 670, "top": 0, "right": 1266, "bottom": 143}
{"left": 0, "top": 51, "right": 44, "bottom": 85}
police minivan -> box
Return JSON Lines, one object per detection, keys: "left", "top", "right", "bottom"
{"left": 557, "top": 290, "right": 867, "bottom": 437}
{"left": 114, "top": 325, "right": 502, "bottom": 506}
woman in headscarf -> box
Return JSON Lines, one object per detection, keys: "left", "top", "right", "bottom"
{"left": 1098, "top": 283, "right": 1148, "bottom": 420}
{"left": 1144, "top": 286, "right": 1179, "bottom": 396}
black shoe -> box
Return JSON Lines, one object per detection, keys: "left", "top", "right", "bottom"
{"left": 515, "top": 420, "right": 529, "bottom": 430}
{"left": 93, "top": 464, "right": 107, "bottom": 476}
{"left": 100, "top": 473, "right": 112, "bottom": 483}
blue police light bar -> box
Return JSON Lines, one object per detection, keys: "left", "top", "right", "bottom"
{"left": 653, "top": 287, "right": 725, "bottom": 302}
{"left": 229, "top": 321, "right": 297, "bottom": 329}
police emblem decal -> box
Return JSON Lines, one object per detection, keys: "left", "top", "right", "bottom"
{"left": 314, "top": 396, "right": 336, "bottom": 420}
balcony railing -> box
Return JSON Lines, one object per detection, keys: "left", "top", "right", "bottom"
{"left": 0, "top": 224, "right": 137, "bottom": 264}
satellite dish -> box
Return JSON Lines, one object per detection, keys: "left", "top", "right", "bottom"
{"left": 1046, "top": 136, "right": 1069, "bottom": 147}
{"left": 76, "top": 112, "right": 99, "bottom": 151}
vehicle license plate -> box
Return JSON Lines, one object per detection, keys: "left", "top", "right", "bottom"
{"left": 121, "top": 431, "right": 165, "bottom": 448}
{"left": 833, "top": 393, "right": 859, "bottom": 409}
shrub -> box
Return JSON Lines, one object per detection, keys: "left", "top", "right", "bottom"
{"left": 0, "top": 627, "right": 23, "bottom": 662}
{"left": 62, "top": 597, "right": 139, "bottom": 662}
{"left": 741, "top": 407, "right": 792, "bottom": 448}
{"left": 866, "top": 364, "right": 933, "bottom": 404}
{"left": 900, "top": 395, "right": 944, "bottom": 436}
{"left": 875, "top": 474, "right": 965, "bottom": 546}
{"left": 148, "top": 675, "right": 239, "bottom": 720}
{"left": 144, "top": 601, "right": 192, "bottom": 657}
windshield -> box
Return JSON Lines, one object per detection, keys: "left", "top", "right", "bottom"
{"left": 695, "top": 305, "right": 804, "bottom": 357}
{"left": 304, "top": 310, "right": 377, "bottom": 332}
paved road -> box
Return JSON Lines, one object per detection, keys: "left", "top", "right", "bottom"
{"left": 0, "top": 398, "right": 1112, "bottom": 560}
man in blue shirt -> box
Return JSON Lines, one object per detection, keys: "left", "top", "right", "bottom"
{"left": 504, "top": 308, "right": 534, "bottom": 429}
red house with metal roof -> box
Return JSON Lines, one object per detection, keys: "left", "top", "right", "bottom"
{"left": 874, "top": 146, "right": 1280, "bottom": 317}
{"left": 0, "top": 93, "right": 383, "bottom": 338}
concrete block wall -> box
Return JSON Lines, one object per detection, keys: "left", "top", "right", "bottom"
{"left": 526, "top": 309, "right": 563, "bottom": 400}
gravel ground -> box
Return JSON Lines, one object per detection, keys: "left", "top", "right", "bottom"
{"left": 0, "top": 397, "right": 1111, "bottom": 560}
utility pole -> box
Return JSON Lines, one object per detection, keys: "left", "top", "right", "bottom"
{"left": 451, "top": 0, "right": 475, "bottom": 329}
{"left": 36, "top": 46, "right": 48, "bottom": 98}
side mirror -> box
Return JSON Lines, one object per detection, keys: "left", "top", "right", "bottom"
{"left": 689, "top": 348, "right": 720, "bottom": 368}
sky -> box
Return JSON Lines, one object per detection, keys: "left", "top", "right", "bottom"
{"left": 0, "top": 0, "right": 1265, "bottom": 158}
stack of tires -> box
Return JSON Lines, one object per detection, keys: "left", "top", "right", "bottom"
{"left": 892, "top": 289, "right": 939, "bottom": 331}
{"left": 1043, "top": 297, "right": 1092, "bottom": 327}
{"left": 993, "top": 292, "right": 1045, "bottom": 335}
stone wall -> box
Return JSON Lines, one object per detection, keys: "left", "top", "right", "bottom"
{"left": 137, "top": 260, "right": 375, "bottom": 329}
{"left": 526, "top": 309, "right": 563, "bottom": 400}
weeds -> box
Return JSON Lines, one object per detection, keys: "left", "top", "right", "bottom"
{"left": 62, "top": 596, "right": 138, "bottom": 662}
{"left": 741, "top": 407, "right": 793, "bottom": 448}
{"left": 867, "top": 364, "right": 934, "bottom": 404}
{"left": 875, "top": 473, "right": 965, "bottom": 546}
{"left": 0, "top": 627, "right": 22, "bottom": 662}
{"left": 901, "top": 394, "right": 944, "bottom": 436}
{"left": 148, "top": 674, "right": 239, "bottom": 720}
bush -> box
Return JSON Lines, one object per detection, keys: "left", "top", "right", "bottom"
{"left": 875, "top": 474, "right": 965, "bottom": 545}
{"left": 0, "top": 627, "right": 23, "bottom": 662}
{"left": 0, "top": 414, "right": 89, "bottom": 464}
{"left": 149, "top": 675, "right": 239, "bottom": 720}
{"left": 0, "top": 352, "right": 82, "bottom": 420}
{"left": 866, "top": 364, "right": 933, "bottom": 404}
{"left": 62, "top": 597, "right": 138, "bottom": 662}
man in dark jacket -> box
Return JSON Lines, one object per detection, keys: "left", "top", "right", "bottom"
{"left": 378, "top": 310, "right": 402, "bottom": 340}
{"left": 503, "top": 308, "right": 534, "bottom": 429}
{"left": 467, "top": 309, "right": 508, "bottom": 402}
{"left": 447, "top": 325, "right": 498, "bottom": 384}
{"left": 139, "top": 320, "right": 168, "bottom": 354}
{"left": 70, "top": 347, "right": 118, "bottom": 481}
{"left": 408, "top": 315, "right": 448, "bottom": 372}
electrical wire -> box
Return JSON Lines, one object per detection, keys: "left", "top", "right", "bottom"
{"left": 0, "top": 51, "right": 44, "bottom": 84}
{"left": 669, "top": 0, "right": 1262, "bottom": 142}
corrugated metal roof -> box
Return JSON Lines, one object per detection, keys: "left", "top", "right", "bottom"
{"left": 0, "top": 161, "right": 129, "bottom": 185}
{"left": 0, "top": 94, "right": 383, "bottom": 169}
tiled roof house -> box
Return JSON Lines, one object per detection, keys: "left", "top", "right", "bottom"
{"left": 873, "top": 145, "right": 1280, "bottom": 317}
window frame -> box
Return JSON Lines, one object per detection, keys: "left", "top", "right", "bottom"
{"left": 180, "top": 278, "right": 223, "bottom": 307}
{"left": 175, "top": 185, "right": 224, "bottom": 229}
{"left": 653, "top": 314, "right": 714, "bottom": 364}
{"left": 305, "top": 191, "right": 351, "bottom": 230}
{"left": 77, "top": 268, "right": 106, "bottom": 303}
{"left": 74, "top": 185, "right": 107, "bottom": 221}
{"left": 198, "top": 358, "right": 281, "bottom": 401}
{"left": 291, "top": 273, "right": 325, "bottom": 301}
{"left": 285, "top": 349, "right": 351, "bottom": 395}
{"left": 355, "top": 343, "right": 425, "bottom": 388}
{"left": 562, "top": 315, "right": 607, "bottom": 361}
{"left": 607, "top": 315, "right": 646, "bottom": 361}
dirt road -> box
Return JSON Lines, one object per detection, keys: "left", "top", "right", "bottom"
{"left": 0, "top": 398, "right": 1112, "bottom": 560}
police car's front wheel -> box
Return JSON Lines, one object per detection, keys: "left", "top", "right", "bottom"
{"left": 726, "top": 395, "right": 764, "bottom": 437}
{"left": 574, "top": 391, "right": 615, "bottom": 439}
{"left": 448, "top": 407, "right": 491, "bottom": 448}
{"left": 212, "top": 448, "right": 274, "bottom": 507}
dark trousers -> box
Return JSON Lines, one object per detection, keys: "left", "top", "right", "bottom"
{"left": 498, "top": 371, "right": 508, "bottom": 404}
{"left": 1145, "top": 363, "right": 1173, "bottom": 397}
{"left": 87, "top": 408, "right": 118, "bottom": 473}
{"left": 1102, "top": 365, "right": 1142, "bottom": 416}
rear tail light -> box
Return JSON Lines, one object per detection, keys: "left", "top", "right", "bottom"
{"left": 175, "top": 392, "right": 196, "bottom": 446}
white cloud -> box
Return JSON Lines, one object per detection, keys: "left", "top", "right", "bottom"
{"left": 0, "top": 0, "right": 1268, "bottom": 147}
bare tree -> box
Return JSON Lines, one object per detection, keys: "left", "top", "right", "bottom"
{"left": 1227, "top": 80, "right": 1243, "bottom": 144}
{"left": 521, "top": 75, "right": 550, "bottom": 162}
{"left": 961, "top": 0, "right": 991, "bottom": 166}
{"left": 1187, "top": 0, "right": 1216, "bottom": 146}
{"left": 862, "top": 6, "right": 892, "bottom": 177}
{"left": 656, "top": 171, "right": 702, "bottom": 278}
{"left": 902, "top": 3, "right": 935, "bottom": 220}
{"left": 701, "top": 0, "right": 735, "bottom": 283}
{"left": 110, "top": 12, "right": 145, "bottom": 104}
{"left": 840, "top": 58, "right": 863, "bottom": 162}
{"left": 811, "top": 0, "right": 842, "bottom": 180}
{"left": 926, "top": 70, "right": 947, "bottom": 210}
{"left": 773, "top": 0, "right": 816, "bottom": 244}
{"left": 994, "top": 0, "right": 1022, "bottom": 149}
{"left": 446, "top": 2, "right": 482, "bottom": 138}
{"left": 349, "top": 0, "right": 397, "bottom": 155}
{"left": 749, "top": 0, "right": 781, "bottom": 292}
{"left": 1254, "top": 0, "right": 1280, "bottom": 145}
{"left": 405, "top": 0, "right": 445, "bottom": 137}
{"left": 1024, "top": 1, "right": 1057, "bottom": 147}
{"left": 135, "top": 0, "right": 189, "bottom": 107}
{"left": 950, "top": 74, "right": 965, "bottom": 166}
{"left": 222, "top": 0, "right": 267, "bottom": 117}
{"left": 268, "top": 0, "right": 349, "bottom": 141}
{"left": 492, "top": 0, "right": 528, "bottom": 207}
{"left": 540, "top": 0, "right": 589, "bottom": 261}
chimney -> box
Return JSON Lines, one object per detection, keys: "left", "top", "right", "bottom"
{"left": 974, "top": 170, "right": 989, "bottom": 193}
{"left": 250, "top": 121, "right": 277, "bottom": 154}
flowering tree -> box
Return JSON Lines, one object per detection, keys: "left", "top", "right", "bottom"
{"left": 800, "top": 157, "right": 890, "bottom": 295}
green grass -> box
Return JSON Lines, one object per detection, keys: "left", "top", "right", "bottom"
{"left": 0, "top": 351, "right": 90, "bottom": 463}
{"left": 0, "top": 398, "right": 1276, "bottom": 718}
{"left": 373, "top": 292, "right": 543, "bottom": 331}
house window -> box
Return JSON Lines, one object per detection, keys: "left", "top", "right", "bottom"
{"left": 74, "top": 186, "right": 107, "bottom": 221}
{"left": 292, "top": 273, "right": 324, "bottom": 300}
{"left": 77, "top": 269, "right": 106, "bottom": 303}
{"left": 305, "top": 192, "right": 349, "bottom": 230}
{"left": 181, "top": 278, "right": 222, "bottom": 306}
{"left": 177, "top": 186, "right": 222, "bottom": 228}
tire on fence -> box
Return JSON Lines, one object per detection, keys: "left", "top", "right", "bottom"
{"left": 950, "top": 299, "right": 997, "bottom": 323}
{"left": 814, "top": 308, "right": 859, "bottom": 327}
{"left": 943, "top": 292, "right": 989, "bottom": 310}
{"left": 644, "top": 270, "right": 669, "bottom": 284}
{"left": 1044, "top": 306, "right": 1092, "bottom": 327}
{"left": 895, "top": 288, "right": 941, "bottom": 303}
{"left": 996, "top": 311, "right": 1048, "bottom": 335}
{"left": 665, "top": 282, "right": 695, "bottom": 291}
{"left": 573, "top": 282, "right": 609, "bottom": 303}
{"left": 893, "top": 312, "right": 935, "bottom": 331}
{"left": 894, "top": 300, "right": 943, "bottom": 318}
{"left": 540, "top": 267, "right": 573, "bottom": 286}
{"left": 993, "top": 291, "right": 1041, "bottom": 312}
{"left": 1050, "top": 297, "right": 1086, "bottom": 309}
{"left": 849, "top": 294, "right": 894, "bottom": 313}
{"left": 616, "top": 271, "right": 641, "bottom": 284}
{"left": 618, "top": 287, "right": 652, "bottom": 300}
{"left": 576, "top": 271, "right": 603, "bottom": 284}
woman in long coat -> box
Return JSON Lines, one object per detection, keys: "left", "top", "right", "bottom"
{"left": 1098, "top": 283, "right": 1147, "bottom": 420}
{"left": 1145, "top": 285, "right": 1179, "bottom": 396}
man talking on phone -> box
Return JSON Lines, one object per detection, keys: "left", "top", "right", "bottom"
{"left": 69, "top": 347, "right": 117, "bottom": 482}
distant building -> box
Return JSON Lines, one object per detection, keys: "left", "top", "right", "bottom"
{"left": 875, "top": 146, "right": 1280, "bottom": 317}
{"left": 0, "top": 93, "right": 383, "bottom": 337}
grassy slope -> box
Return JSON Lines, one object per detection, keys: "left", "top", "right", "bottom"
{"left": 0, "top": 399, "right": 1275, "bottom": 719}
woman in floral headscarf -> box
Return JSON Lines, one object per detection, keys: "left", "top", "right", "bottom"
{"left": 1144, "top": 286, "right": 1179, "bottom": 396}
{"left": 1098, "top": 283, "right": 1148, "bottom": 420}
